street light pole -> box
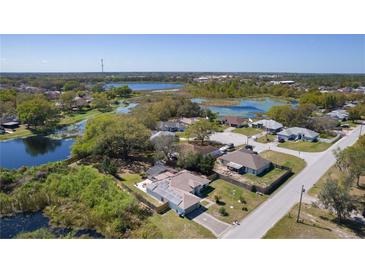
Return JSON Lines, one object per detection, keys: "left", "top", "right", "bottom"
{"left": 296, "top": 185, "right": 305, "bottom": 223}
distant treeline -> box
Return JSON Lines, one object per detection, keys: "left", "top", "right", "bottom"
{"left": 187, "top": 80, "right": 304, "bottom": 98}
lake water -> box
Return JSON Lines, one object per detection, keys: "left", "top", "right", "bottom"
{"left": 192, "top": 98, "right": 296, "bottom": 118}
{"left": 0, "top": 211, "right": 104, "bottom": 239}
{"left": 0, "top": 136, "right": 74, "bottom": 169}
{"left": 0, "top": 103, "right": 140, "bottom": 170}
{"left": 105, "top": 82, "right": 183, "bottom": 91}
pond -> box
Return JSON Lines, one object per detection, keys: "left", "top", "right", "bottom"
{"left": 0, "top": 211, "right": 104, "bottom": 239}
{"left": 0, "top": 136, "right": 74, "bottom": 169}
{"left": 0, "top": 103, "right": 140, "bottom": 170}
{"left": 105, "top": 82, "right": 184, "bottom": 91}
{"left": 192, "top": 97, "right": 297, "bottom": 118}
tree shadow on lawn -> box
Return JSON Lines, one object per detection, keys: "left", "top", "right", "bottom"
{"left": 299, "top": 220, "right": 333, "bottom": 232}
{"left": 335, "top": 219, "right": 365, "bottom": 238}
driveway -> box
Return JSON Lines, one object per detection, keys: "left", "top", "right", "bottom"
{"left": 186, "top": 207, "right": 231, "bottom": 237}
{"left": 209, "top": 132, "right": 248, "bottom": 146}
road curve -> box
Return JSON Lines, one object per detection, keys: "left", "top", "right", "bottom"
{"left": 222, "top": 125, "right": 364, "bottom": 239}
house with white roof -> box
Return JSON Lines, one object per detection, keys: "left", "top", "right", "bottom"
{"left": 327, "top": 109, "right": 349, "bottom": 121}
{"left": 277, "top": 127, "right": 319, "bottom": 142}
{"left": 251, "top": 119, "right": 283, "bottom": 133}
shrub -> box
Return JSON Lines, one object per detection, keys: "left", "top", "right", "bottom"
{"left": 219, "top": 206, "right": 228, "bottom": 216}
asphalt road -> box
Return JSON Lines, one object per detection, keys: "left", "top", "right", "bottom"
{"left": 222, "top": 125, "right": 364, "bottom": 239}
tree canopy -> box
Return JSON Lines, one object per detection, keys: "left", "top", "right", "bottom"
{"left": 72, "top": 114, "right": 151, "bottom": 159}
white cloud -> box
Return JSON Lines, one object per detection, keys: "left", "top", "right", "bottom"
{"left": 41, "top": 59, "right": 48, "bottom": 64}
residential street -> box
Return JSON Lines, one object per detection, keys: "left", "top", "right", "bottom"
{"left": 221, "top": 125, "right": 364, "bottom": 239}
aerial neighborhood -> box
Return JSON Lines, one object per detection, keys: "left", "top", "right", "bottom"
{"left": 1, "top": 71, "right": 365, "bottom": 240}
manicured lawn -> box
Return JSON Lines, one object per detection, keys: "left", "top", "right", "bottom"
{"left": 118, "top": 172, "right": 162, "bottom": 207}
{"left": 0, "top": 124, "right": 34, "bottom": 141}
{"left": 278, "top": 140, "right": 332, "bottom": 152}
{"left": 256, "top": 134, "right": 276, "bottom": 143}
{"left": 233, "top": 127, "right": 263, "bottom": 137}
{"left": 264, "top": 203, "right": 364, "bottom": 239}
{"left": 259, "top": 150, "right": 306, "bottom": 174}
{"left": 203, "top": 179, "right": 267, "bottom": 224}
{"left": 242, "top": 168, "right": 287, "bottom": 187}
{"left": 143, "top": 210, "right": 215, "bottom": 239}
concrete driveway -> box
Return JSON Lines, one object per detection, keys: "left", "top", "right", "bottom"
{"left": 209, "top": 132, "right": 248, "bottom": 146}
{"left": 186, "top": 207, "right": 231, "bottom": 237}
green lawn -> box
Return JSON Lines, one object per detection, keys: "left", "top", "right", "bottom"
{"left": 232, "top": 127, "right": 263, "bottom": 137}
{"left": 256, "top": 134, "right": 276, "bottom": 143}
{"left": 264, "top": 203, "right": 363, "bottom": 239}
{"left": 136, "top": 210, "right": 215, "bottom": 239}
{"left": 259, "top": 150, "right": 306, "bottom": 174}
{"left": 203, "top": 179, "right": 267, "bottom": 224}
{"left": 278, "top": 140, "right": 332, "bottom": 152}
{"left": 119, "top": 172, "right": 162, "bottom": 207}
{"left": 242, "top": 168, "right": 287, "bottom": 187}
{"left": 0, "top": 124, "right": 34, "bottom": 141}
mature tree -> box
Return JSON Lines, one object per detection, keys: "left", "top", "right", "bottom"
{"left": 63, "top": 81, "right": 84, "bottom": 91}
{"left": 319, "top": 178, "right": 354, "bottom": 222}
{"left": 335, "top": 146, "right": 365, "bottom": 188}
{"left": 185, "top": 119, "right": 218, "bottom": 145}
{"left": 311, "top": 116, "right": 338, "bottom": 134}
{"left": 72, "top": 114, "right": 151, "bottom": 159}
{"left": 60, "top": 91, "right": 76, "bottom": 111}
{"left": 267, "top": 105, "right": 295, "bottom": 126}
{"left": 177, "top": 152, "right": 215, "bottom": 175}
{"left": 112, "top": 86, "right": 133, "bottom": 98}
{"left": 91, "top": 83, "right": 105, "bottom": 93}
{"left": 151, "top": 134, "right": 178, "bottom": 161}
{"left": 348, "top": 108, "right": 361, "bottom": 122}
{"left": 92, "top": 93, "right": 111, "bottom": 112}
{"left": 17, "top": 97, "right": 59, "bottom": 129}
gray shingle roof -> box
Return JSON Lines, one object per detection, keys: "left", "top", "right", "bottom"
{"left": 219, "top": 150, "right": 271, "bottom": 171}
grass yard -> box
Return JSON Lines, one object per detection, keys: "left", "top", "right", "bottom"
{"left": 259, "top": 150, "right": 306, "bottom": 174}
{"left": 118, "top": 172, "right": 162, "bottom": 207}
{"left": 0, "top": 124, "right": 34, "bottom": 141}
{"left": 202, "top": 179, "right": 267, "bottom": 224}
{"left": 243, "top": 168, "right": 288, "bottom": 187}
{"left": 233, "top": 127, "right": 263, "bottom": 137}
{"left": 264, "top": 203, "right": 364, "bottom": 239}
{"left": 256, "top": 134, "right": 276, "bottom": 143}
{"left": 278, "top": 140, "right": 332, "bottom": 152}
{"left": 134, "top": 210, "right": 215, "bottom": 239}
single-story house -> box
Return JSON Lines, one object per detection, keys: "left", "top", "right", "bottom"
{"left": 327, "top": 109, "right": 349, "bottom": 121}
{"left": 157, "top": 121, "right": 186, "bottom": 132}
{"left": 221, "top": 116, "right": 247, "bottom": 127}
{"left": 45, "top": 90, "right": 61, "bottom": 100}
{"left": 146, "top": 170, "right": 210, "bottom": 215}
{"left": 251, "top": 119, "right": 283, "bottom": 133}
{"left": 218, "top": 150, "right": 272, "bottom": 176}
{"left": 146, "top": 163, "right": 176, "bottom": 180}
{"left": 277, "top": 127, "right": 319, "bottom": 142}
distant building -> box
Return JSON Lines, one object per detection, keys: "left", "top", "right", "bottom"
{"left": 157, "top": 121, "right": 185, "bottom": 132}
{"left": 327, "top": 109, "right": 349, "bottom": 121}
{"left": 277, "top": 127, "right": 319, "bottom": 142}
{"left": 251, "top": 119, "right": 283, "bottom": 133}
{"left": 270, "top": 80, "right": 295, "bottom": 85}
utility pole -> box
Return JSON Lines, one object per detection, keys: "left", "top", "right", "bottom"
{"left": 296, "top": 185, "right": 305, "bottom": 223}
{"left": 101, "top": 58, "right": 104, "bottom": 73}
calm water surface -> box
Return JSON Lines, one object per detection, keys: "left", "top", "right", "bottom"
{"left": 105, "top": 82, "right": 183, "bottom": 91}
{"left": 192, "top": 97, "right": 297, "bottom": 118}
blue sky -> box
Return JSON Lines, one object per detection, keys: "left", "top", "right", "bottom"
{"left": 0, "top": 35, "right": 364, "bottom": 73}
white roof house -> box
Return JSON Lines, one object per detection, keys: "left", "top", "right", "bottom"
{"left": 278, "top": 127, "right": 319, "bottom": 141}
{"left": 327, "top": 110, "right": 349, "bottom": 120}
{"left": 251, "top": 119, "right": 283, "bottom": 131}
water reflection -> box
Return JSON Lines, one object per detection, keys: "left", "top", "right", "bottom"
{"left": 22, "top": 136, "right": 63, "bottom": 156}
